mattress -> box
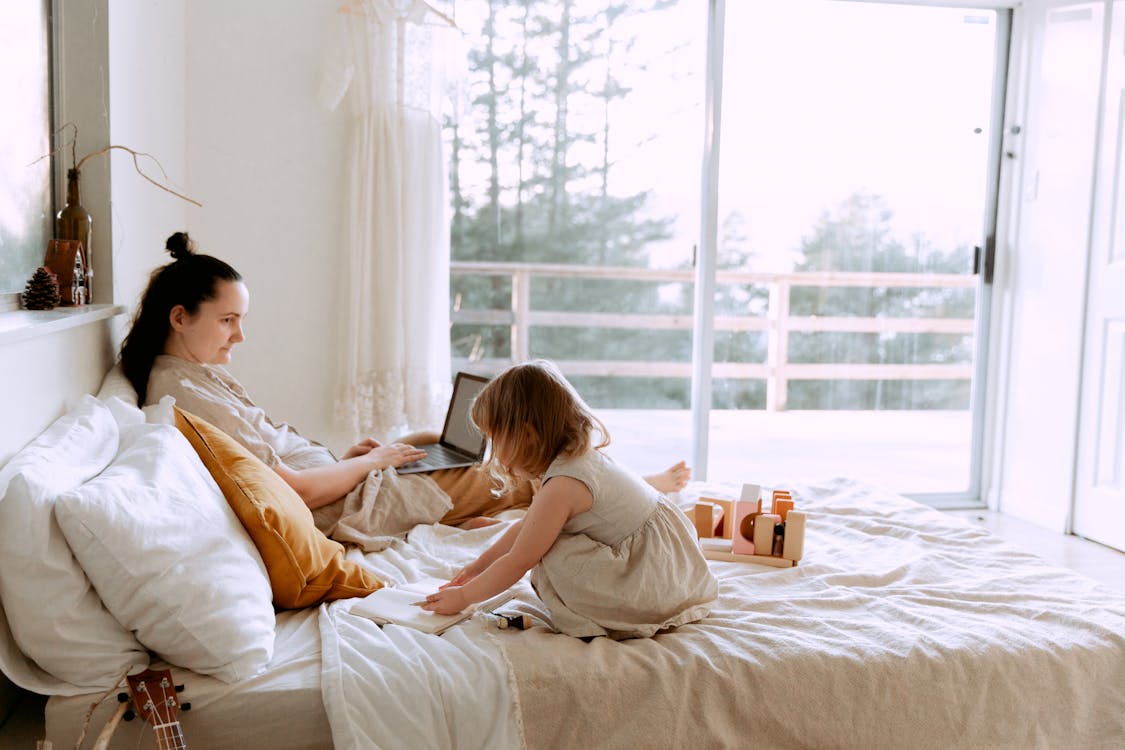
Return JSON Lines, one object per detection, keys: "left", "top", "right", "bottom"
{"left": 45, "top": 609, "right": 331, "bottom": 749}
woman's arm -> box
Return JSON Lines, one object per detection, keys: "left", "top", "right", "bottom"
{"left": 422, "top": 476, "right": 592, "bottom": 614}
{"left": 275, "top": 442, "right": 427, "bottom": 510}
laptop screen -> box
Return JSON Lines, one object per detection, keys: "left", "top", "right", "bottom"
{"left": 441, "top": 373, "right": 489, "bottom": 456}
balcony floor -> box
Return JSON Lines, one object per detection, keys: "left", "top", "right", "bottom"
{"left": 598, "top": 409, "right": 973, "bottom": 500}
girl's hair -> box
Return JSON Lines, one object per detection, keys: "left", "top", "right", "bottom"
{"left": 471, "top": 359, "right": 610, "bottom": 492}
{"left": 119, "top": 232, "right": 242, "bottom": 403}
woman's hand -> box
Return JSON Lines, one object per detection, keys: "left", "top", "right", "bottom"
{"left": 365, "top": 442, "right": 427, "bottom": 470}
{"left": 419, "top": 585, "right": 471, "bottom": 616}
{"left": 342, "top": 437, "right": 382, "bottom": 459}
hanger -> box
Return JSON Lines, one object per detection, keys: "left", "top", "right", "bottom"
{"left": 337, "top": 0, "right": 458, "bottom": 29}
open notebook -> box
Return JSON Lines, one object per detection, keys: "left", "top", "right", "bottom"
{"left": 349, "top": 577, "right": 516, "bottom": 636}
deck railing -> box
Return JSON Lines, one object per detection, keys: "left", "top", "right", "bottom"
{"left": 450, "top": 261, "right": 977, "bottom": 411}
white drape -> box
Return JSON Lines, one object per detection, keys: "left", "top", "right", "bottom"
{"left": 322, "top": 0, "right": 465, "bottom": 442}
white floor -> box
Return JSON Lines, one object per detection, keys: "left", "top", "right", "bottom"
{"left": 602, "top": 409, "right": 973, "bottom": 495}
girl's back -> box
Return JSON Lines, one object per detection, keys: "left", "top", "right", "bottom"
{"left": 544, "top": 450, "right": 659, "bottom": 546}
{"left": 534, "top": 449, "right": 718, "bottom": 639}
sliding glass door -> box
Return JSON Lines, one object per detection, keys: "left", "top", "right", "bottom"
{"left": 700, "top": 1, "right": 1007, "bottom": 499}
{"left": 445, "top": 0, "right": 1007, "bottom": 502}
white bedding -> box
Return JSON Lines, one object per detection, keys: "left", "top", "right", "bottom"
{"left": 45, "top": 479, "right": 1125, "bottom": 749}
{"left": 320, "top": 521, "right": 522, "bottom": 750}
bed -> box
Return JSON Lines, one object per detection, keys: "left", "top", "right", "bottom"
{"left": 1, "top": 363, "right": 1124, "bottom": 750}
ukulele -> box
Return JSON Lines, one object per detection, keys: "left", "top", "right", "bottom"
{"left": 92, "top": 668, "right": 189, "bottom": 750}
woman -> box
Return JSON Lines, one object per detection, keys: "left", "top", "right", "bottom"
{"left": 120, "top": 233, "right": 690, "bottom": 537}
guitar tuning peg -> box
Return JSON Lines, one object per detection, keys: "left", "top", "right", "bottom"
{"left": 180, "top": 702, "right": 192, "bottom": 711}
{"left": 123, "top": 710, "right": 136, "bottom": 722}
{"left": 175, "top": 684, "right": 185, "bottom": 692}
{"left": 117, "top": 692, "right": 128, "bottom": 703}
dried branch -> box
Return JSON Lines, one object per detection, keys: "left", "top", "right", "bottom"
{"left": 28, "top": 125, "right": 203, "bottom": 208}
{"left": 75, "top": 145, "right": 203, "bottom": 207}
{"left": 26, "top": 123, "right": 80, "bottom": 169}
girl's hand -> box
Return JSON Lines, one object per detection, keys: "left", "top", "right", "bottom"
{"left": 343, "top": 438, "right": 382, "bottom": 459}
{"left": 443, "top": 562, "right": 484, "bottom": 588}
{"left": 420, "top": 586, "right": 471, "bottom": 616}
{"left": 367, "top": 443, "right": 427, "bottom": 469}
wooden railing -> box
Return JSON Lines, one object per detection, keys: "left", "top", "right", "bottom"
{"left": 450, "top": 261, "right": 977, "bottom": 410}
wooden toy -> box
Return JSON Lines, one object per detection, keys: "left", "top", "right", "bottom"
{"left": 782, "top": 510, "right": 806, "bottom": 561}
{"left": 772, "top": 490, "right": 794, "bottom": 522}
{"left": 694, "top": 496, "right": 734, "bottom": 539}
{"left": 702, "top": 548, "right": 795, "bottom": 568}
{"left": 694, "top": 485, "right": 806, "bottom": 567}
{"left": 731, "top": 496, "right": 763, "bottom": 555}
{"left": 693, "top": 501, "right": 718, "bottom": 538}
{"left": 753, "top": 512, "right": 780, "bottom": 554}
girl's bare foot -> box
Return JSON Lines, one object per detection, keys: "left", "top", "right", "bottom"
{"left": 458, "top": 516, "right": 503, "bottom": 530}
{"left": 645, "top": 461, "right": 691, "bottom": 493}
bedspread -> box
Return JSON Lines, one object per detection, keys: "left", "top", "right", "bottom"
{"left": 495, "top": 478, "right": 1125, "bottom": 749}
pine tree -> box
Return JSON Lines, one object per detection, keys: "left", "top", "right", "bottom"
{"left": 21, "top": 267, "right": 61, "bottom": 310}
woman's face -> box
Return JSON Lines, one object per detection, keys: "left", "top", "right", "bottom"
{"left": 167, "top": 280, "right": 249, "bottom": 365}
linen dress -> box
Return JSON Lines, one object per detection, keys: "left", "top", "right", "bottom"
{"left": 532, "top": 450, "right": 718, "bottom": 639}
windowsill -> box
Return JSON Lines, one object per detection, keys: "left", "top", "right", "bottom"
{"left": 0, "top": 304, "right": 127, "bottom": 346}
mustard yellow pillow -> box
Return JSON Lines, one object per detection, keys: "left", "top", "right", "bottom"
{"left": 174, "top": 407, "right": 383, "bottom": 609}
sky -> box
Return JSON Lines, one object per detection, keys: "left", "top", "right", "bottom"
{"left": 505, "top": 0, "right": 1001, "bottom": 271}
{"left": 444, "top": 0, "right": 999, "bottom": 272}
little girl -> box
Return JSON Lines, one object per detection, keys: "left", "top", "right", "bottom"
{"left": 421, "top": 360, "right": 718, "bottom": 639}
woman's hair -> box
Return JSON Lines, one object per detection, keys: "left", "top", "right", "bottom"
{"left": 119, "top": 232, "right": 242, "bottom": 403}
{"left": 471, "top": 359, "right": 610, "bottom": 492}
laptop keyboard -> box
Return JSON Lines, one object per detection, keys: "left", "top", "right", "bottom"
{"left": 409, "top": 443, "right": 474, "bottom": 470}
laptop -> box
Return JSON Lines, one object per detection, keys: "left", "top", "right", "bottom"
{"left": 396, "top": 372, "right": 490, "bottom": 474}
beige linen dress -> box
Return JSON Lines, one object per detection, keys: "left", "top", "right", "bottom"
{"left": 145, "top": 355, "right": 452, "bottom": 546}
{"left": 532, "top": 450, "right": 718, "bottom": 639}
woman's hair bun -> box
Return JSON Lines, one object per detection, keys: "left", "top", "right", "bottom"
{"left": 166, "top": 231, "right": 196, "bottom": 261}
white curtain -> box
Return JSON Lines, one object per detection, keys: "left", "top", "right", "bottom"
{"left": 321, "top": 0, "right": 465, "bottom": 442}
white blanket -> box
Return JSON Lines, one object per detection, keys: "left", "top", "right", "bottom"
{"left": 320, "top": 520, "right": 523, "bottom": 750}
{"left": 319, "top": 479, "right": 1125, "bottom": 749}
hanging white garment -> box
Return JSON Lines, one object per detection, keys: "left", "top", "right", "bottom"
{"left": 321, "top": 0, "right": 465, "bottom": 442}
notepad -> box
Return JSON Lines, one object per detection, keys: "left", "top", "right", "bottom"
{"left": 350, "top": 577, "right": 516, "bottom": 636}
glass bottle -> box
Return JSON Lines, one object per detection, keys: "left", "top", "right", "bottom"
{"left": 56, "top": 168, "right": 93, "bottom": 304}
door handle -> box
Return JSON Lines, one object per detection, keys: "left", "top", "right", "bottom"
{"left": 973, "top": 237, "right": 995, "bottom": 284}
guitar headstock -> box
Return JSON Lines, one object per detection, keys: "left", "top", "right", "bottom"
{"left": 123, "top": 668, "right": 187, "bottom": 749}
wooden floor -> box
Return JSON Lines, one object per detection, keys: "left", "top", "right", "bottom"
{"left": 1, "top": 509, "right": 1123, "bottom": 746}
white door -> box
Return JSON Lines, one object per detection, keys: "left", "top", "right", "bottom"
{"left": 1074, "top": 1, "right": 1125, "bottom": 552}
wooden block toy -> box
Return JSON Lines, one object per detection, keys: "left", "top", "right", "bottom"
{"left": 702, "top": 548, "right": 795, "bottom": 568}
{"left": 772, "top": 492, "right": 794, "bottom": 522}
{"left": 753, "top": 512, "right": 780, "bottom": 555}
{"left": 782, "top": 510, "right": 806, "bottom": 562}
{"left": 699, "top": 537, "right": 733, "bottom": 553}
{"left": 731, "top": 499, "right": 762, "bottom": 555}
{"left": 703, "top": 497, "right": 734, "bottom": 539}
{"left": 741, "top": 483, "right": 761, "bottom": 504}
{"left": 693, "top": 502, "right": 719, "bottom": 538}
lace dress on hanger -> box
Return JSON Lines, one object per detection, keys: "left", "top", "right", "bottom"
{"left": 322, "top": 0, "right": 466, "bottom": 441}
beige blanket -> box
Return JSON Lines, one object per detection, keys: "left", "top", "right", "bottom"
{"left": 314, "top": 469, "right": 452, "bottom": 552}
{"left": 495, "top": 478, "right": 1125, "bottom": 749}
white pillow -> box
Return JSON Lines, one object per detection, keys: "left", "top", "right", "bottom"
{"left": 55, "top": 421, "right": 276, "bottom": 683}
{"left": 96, "top": 361, "right": 139, "bottom": 405}
{"left": 0, "top": 395, "right": 149, "bottom": 693}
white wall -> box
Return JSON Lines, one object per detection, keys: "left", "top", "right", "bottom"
{"left": 107, "top": 0, "right": 190, "bottom": 319}
{"left": 184, "top": 2, "right": 351, "bottom": 453}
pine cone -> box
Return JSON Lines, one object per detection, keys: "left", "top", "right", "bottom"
{"left": 22, "top": 267, "right": 61, "bottom": 310}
